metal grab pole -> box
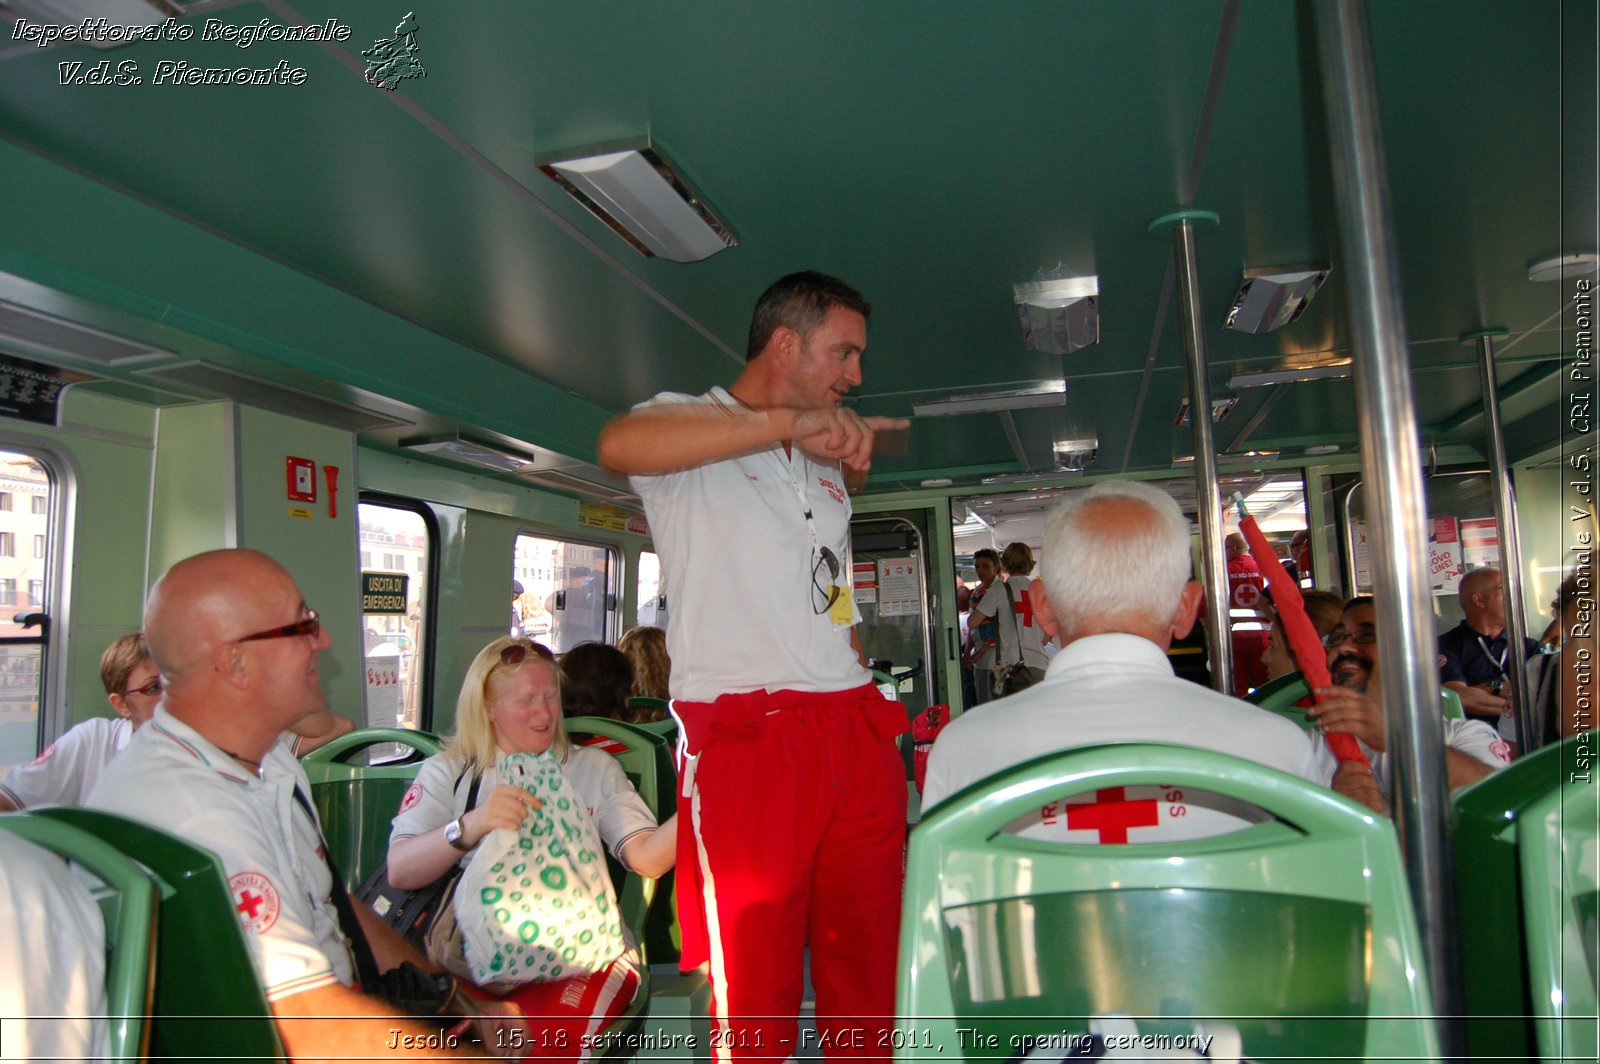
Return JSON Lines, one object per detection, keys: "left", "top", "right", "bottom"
{"left": 1172, "top": 221, "right": 1233, "bottom": 696}
{"left": 1469, "top": 329, "right": 1536, "bottom": 751}
{"left": 1313, "top": 0, "right": 1463, "bottom": 1049}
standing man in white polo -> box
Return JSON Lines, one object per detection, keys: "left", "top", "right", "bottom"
{"left": 598, "top": 272, "right": 909, "bottom": 1062}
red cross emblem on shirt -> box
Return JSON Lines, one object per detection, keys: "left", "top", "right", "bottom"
{"left": 1065, "top": 787, "right": 1162, "bottom": 843}
{"left": 227, "top": 871, "right": 280, "bottom": 934}
{"left": 1014, "top": 589, "right": 1035, "bottom": 628}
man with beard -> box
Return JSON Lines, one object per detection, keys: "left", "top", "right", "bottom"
{"left": 1308, "top": 596, "right": 1511, "bottom": 809}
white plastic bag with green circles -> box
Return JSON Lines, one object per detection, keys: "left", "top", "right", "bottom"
{"left": 454, "top": 751, "right": 626, "bottom": 985}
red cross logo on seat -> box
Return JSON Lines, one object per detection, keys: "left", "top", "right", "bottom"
{"left": 236, "top": 890, "right": 264, "bottom": 919}
{"left": 1014, "top": 589, "right": 1035, "bottom": 628}
{"left": 1065, "top": 787, "right": 1162, "bottom": 844}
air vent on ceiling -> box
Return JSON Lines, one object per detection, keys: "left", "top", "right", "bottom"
{"left": 516, "top": 467, "right": 638, "bottom": 505}
{"left": 0, "top": 300, "right": 174, "bottom": 367}
{"left": 135, "top": 361, "right": 414, "bottom": 432}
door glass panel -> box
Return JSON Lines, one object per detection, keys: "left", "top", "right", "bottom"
{"left": 514, "top": 535, "right": 617, "bottom": 653}
{"left": 358, "top": 502, "right": 431, "bottom": 732}
{"left": 0, "top": 451, "right": 52, "bottom": 776}
{"left": 635, "top": 550, "right": 667, "bottom": 631}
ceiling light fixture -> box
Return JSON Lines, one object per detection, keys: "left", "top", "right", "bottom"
{"left": 1172, "top": 449, "right": 1281, "bottom": 466}
{"left": 1527, "top": 252, "right": 1600, "bottom": 282}
{"left": 537, "top": 137, "right": 736, "bottom": 262}
{"left": 1223, "top": 265, "right": 1330, "bottom": 333}
{"left": 1227, "top": 362, "right": 1353, "bottom": 389}
{"left": 911, "top": 379, "right": 1067, "bottom": 417}
{"left": 1174, "top": 396, "right": 1237, "bottom": 426}
{"left": 1053, "top": 436, "right": 1099, "bottom": 471}
{"left": 399, "top": 435, "right": 539, "bottom": 473}
{"left": 980, "top": 470, "right": 1085, "bottom": 486}
{"left": 1013, "top": 276, "right": 1099, "bottom": 354}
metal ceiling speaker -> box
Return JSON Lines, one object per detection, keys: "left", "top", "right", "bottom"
{"left": 1223, "top": 265, "right": 1330, "bottom": 333}
{"left": 1053, "top": 436, "right": 1099, "bottom": 471}
{"left": 1013, "top": 277, "right": 1099, "bottom": 354}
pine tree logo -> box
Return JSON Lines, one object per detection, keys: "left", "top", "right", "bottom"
{"left": 363, "top": 12, "right": 426, "bottom": 91}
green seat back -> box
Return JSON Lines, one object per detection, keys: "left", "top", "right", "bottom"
{"left": 1453, "top": 731, "right": 1599, "bottom": 1060}
{"left": 0, "top": 809, "right": 159, "bottom": 1063}
{"left": 628, "top": 696, "right": 673, "bottom": 721}
{"left": 1249, "top": 671, "right": 1468, "bottom": 732}
{"left": 300, "top": 728, "right": 441, "bottom": 890}
{"left": 32, "top": 806, "right": 285, "bottom": 1062}
{"left": 1244, "top": 671, "right": 1315, "bottom": 727}
{"left": 636, "top": 717, "right": 678, "bottom": 739}
{"left": 899, "top": 742, "right": 1438, "bottom": 1062}
{"left": 563, "top": 716, "right": 682, "bottom": 1059}
{"left": 564, "top": 717, "right": 675, "bottom": 942}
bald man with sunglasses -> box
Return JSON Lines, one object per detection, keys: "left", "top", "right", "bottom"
{"left": 87, "top": 549, "right": 520, "bottom": 1059}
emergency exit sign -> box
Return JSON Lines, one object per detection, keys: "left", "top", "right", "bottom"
{"left": 361, "top": 571, "right": 408, "bottom": 613}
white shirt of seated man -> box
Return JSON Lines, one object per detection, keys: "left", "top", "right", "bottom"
{"left": 0, "top": 832, "right": 108, "bottom": 1063}
{"left": 922, "top": 482, "right": 1333, "bottom": 845}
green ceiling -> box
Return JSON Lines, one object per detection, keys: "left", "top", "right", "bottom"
{"left": 0, "top": 0, "right": 1588, "bottom": 481}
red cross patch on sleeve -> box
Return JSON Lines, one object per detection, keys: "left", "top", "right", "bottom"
{"left": 30, "top": 743, "right": 56, "bottom": 766}
{"left": 229, "top": 871, "right": 282, "bottom": 934}
{"left": 398, "top": 782, "right": 422, "bottom": 813}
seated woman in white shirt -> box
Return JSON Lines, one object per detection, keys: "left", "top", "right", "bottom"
{"left": 385, "top": 637, "right": 676, "bottom": 1060}
{"left": 0, "top": 632, "right": 354, "bottom": 812}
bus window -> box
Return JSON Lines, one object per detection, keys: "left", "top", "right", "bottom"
{"left": 0, "top": 451, "right": 52, "bottom": 776}
{"left": 514, "top": 534, "right": 617, "bottom": 653}
{"left": 358, "top": 500, "right": 433, "bottom": 733}
{"left": 636, "top": 550, "right": 667, "bottom": 631}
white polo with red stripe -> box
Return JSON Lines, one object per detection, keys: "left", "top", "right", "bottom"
{"left": 975, "top": 574, "right": 1050, "bottom": 673}
{"left": 923, "top": 633, "right": 1334, "bottom": 843}
{"left": 627, "top": 388, "right": 870, "bottom": 702}
{"left": 0, "top": 716, "right": 132, "bottom": 809}
{"left": 86, "top": 706, "right": 352, "bottom": 1001}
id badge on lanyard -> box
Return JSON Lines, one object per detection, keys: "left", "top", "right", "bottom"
{"left": 788, "top": 458, "right": 854, "bottom": 629}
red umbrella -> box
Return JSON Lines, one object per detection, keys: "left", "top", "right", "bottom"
{"left": 1235, "top": 497, "right": 1369, "bottom": 766}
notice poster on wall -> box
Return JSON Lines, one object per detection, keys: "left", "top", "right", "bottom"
{"left": 876, "top": 556, "right": 921, "bottom": 617}
{"left": 364, "top": 649, "right": 401, "bottom": 727}
{"left": 852, "top": 561, "right": 877, "bottom": 604}
{"left": 1461, "top": 517, "right": 1500, "bottom": 569}
{"left": 1428, "top": 516, "right": 1464, "bottom": 593}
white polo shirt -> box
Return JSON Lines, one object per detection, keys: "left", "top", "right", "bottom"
{"left": 390, "top": 746, "right": 658, "bottom": 871}
{"left": 975, "top": 574, "right": 1049, "bottom": 673}
{"left": 628, "top": 388, "right": 870, "bottom": 702}
{"left": 923, "top": 634, "right": 1333, "bottom": 843}
{"left": 0, "top": 833, "right": 108, "bottom": 1062}
{"left": 0, "top": 717, "right": 132, "bottom": 809}
{"left": 86, "top": 707, "right": 353, "bottom": 1002}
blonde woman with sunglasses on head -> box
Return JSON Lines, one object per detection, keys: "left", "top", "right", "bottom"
{"left": 0, "top": 631, "right": 351, "bottom": 812}
{"left": 386, "top": 636, "right": 676, "bottom": 1061}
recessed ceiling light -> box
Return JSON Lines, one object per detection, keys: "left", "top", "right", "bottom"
{"left": 1527, "top": 252, "right": 1599, "bottom": 282}
{"left": 911, "top": 380, "right": 1067, "bottom": 417}
{"left": 1305, "top": 444, "right": 1341, "bottom": 455}
{"left": 537, "top": 137, "right": 736, "bottom": 262}
{"left": 1013, "top": 277, "right": 1100, "bottom": 354}
{"left": 920, "top": 477, "right": 954, "bottom": 488}
{"left": 1174, "top": 396, "right": 1237, "bottom": 426}
{"left": 1224, "top": 265, "right": 1330, "bottom": 333}
{"left": 1228, "top": 362, "right": 1353, "bottom": 389}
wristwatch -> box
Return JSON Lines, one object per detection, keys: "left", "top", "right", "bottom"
{"left": 443, "top": 817, "right": 470, "bottom": 851}
{"left": 1489, "top": 679, "right": 1505, "bottom": 697}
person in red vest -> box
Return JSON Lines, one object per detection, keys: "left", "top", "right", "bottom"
{"left": 1226, "top": 532, "right": 1271, "bottom": 697}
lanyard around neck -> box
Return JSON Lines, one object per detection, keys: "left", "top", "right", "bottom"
{"left": 1476, "top": 634, "right": 1509, "bottom": 678}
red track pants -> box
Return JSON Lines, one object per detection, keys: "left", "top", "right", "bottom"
{"left": 672, "top": 684, "right": 908, "bottom": 1061}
